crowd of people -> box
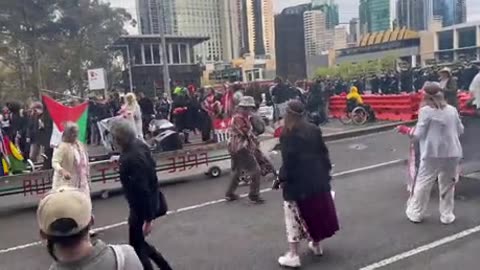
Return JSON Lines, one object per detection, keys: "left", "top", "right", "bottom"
{"left": 3, "top": 62, "right": 480, "bottom": 269}
{"left": 314, "top": 63, "right": 480, "bottom": 96}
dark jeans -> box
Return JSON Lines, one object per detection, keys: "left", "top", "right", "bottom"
{"left": 129, "top": 215, "right": 172, "bottom": 270}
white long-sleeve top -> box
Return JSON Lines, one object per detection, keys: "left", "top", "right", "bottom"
{"left": 413, "top": 105, "right": 464, "bottom": 160}
{"left": 469, "top": 72, "right": 480, "bottom": 109}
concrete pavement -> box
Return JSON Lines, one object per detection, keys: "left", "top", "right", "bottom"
{"left": 1, "top": 130, "right": 480, "bottom": 269}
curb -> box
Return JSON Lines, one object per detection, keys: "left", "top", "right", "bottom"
{"left": 323, "top": 120, "right": 417, "bottom": 142}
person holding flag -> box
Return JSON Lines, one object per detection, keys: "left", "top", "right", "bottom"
{"left": 397, "top": 82, "right": 463, "bottom": 225}
{"left": 51, "top": 122, "right": 90, "bottom": 195}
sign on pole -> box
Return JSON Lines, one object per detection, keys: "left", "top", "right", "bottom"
{"left": 87, "top": 68, "right": 107, "bottom": 91}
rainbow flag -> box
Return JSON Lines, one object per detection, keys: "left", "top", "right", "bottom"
{"left": 42, "top": 95, "right": 88, "bottom": 147}
{"left": 0, "top": 131, "right": 25, "bottom": 176}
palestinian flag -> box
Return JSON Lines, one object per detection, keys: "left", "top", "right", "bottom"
{"left": 0, "top": 131, "right": 25, "bottom": 175}
{"left": 42, "top": 95, "right": 88, "bottom": 147}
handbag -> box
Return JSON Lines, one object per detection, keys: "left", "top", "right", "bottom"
{"left": 154, "top": 189, "right": 168, "bottom": 218}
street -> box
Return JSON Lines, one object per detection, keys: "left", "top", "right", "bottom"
{"left": 1, "top": 130, "right": 480, "bottom": 269}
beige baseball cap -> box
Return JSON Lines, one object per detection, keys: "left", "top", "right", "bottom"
{"left": 37, "top": 187, "right": 92, "bottom": 237}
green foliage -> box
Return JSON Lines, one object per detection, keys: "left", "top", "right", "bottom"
{"left": 314, "top": 55, "right": 398, "bottom": 80}
{"left": 0, "top": 0, "right": 133, "bottom": 100}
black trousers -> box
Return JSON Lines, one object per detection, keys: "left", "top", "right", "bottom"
{"left": 129, "top": 214, "right": 173, "bottom": 270}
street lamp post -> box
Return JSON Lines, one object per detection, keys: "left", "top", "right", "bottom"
{"left": 158, "top": 3, "right": 171, "bottom": 100}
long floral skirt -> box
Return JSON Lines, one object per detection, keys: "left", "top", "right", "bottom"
{"left": 284, "top": 192, "right": 339, "bottom": 243}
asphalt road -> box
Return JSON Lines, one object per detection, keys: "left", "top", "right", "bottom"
{"left": 1, "top": 130, "right": 480, "bottom": 269}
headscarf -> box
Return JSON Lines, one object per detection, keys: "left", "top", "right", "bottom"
{"left": 422, "top": 82, "right": 447, "bottom": 109}
{"left": 346, "top": 86, "right": 363, "bottom": 104}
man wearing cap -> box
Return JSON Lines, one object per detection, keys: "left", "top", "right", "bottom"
{"left": 439, "top": 67, "right": 458, "bottom": 108}
{"left": 37, "top": 187, "right": 143, "bottom": 269}
{"left": 111, "top": 119, "right": 173, "bottom": 270}
{"left": 226, "top": 96, "right": 265, "bottom": 204}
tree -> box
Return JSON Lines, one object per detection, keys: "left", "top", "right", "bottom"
{"left": 0, "top": 0, "right": 133, "bottom": 99}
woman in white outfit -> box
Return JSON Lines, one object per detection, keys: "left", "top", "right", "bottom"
{"left": 397, "top": 82, "right": 463, "bottom": 224}
{"left": 119, "top": 93, "right": 144, "bottom": 140}
{"left": 51, "top": 122, "right": 90, "bottom": 195}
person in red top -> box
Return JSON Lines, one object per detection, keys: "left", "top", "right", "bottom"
{"left": 222, "top": 84, "right": 235, "bottom": 118}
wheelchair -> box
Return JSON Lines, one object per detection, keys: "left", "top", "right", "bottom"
{"left": 339, "top": 99, "right": 371, "bottom": 125}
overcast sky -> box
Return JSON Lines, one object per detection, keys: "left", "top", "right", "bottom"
{"left": 275, "top": 0, "right": 480, "bottom": 23}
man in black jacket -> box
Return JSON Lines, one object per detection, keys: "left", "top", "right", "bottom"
{"left": 111, "top": 120, "right": 172, "bottom": 270}
{"left": 138, "top": 92, "right": 156, "bottom": 136}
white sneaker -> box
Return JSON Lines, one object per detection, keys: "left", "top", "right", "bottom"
{"left": 308, "top": 242, "right": 323, "bottom": 256}
{"left": 278, "top": 252, "right": 301, "bottom": 268}
{"left": 441, "top": 215, "right": 456, "bottom": 225}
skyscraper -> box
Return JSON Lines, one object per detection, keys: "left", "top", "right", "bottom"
{"left": 275, "top": 4, "right": 311, "bottom": 81}
{"left": 347, "top": 18, "right": 360, "bottom": 45}
{"left": 396, "top": 0, "right": 426, "bottom": 30}
{"left": 359, "top": 0, "right": 391, "bottom": 34}
{"left": 137, "top": 0, "right": 176, "bottom": 35}
{"left": 312, "top": 0, "right": 339, "bottom": 29}
{"left": 275, "top": 3, "right": 311, "bottom": 81}
{"left": 304, "top": 10, "right": 333, "bottom": 56}
{"left": 424, "top": 0, "right": 467, "bottom": 27}
{"left": 137, "top": 0, "right": 241, "bottom": 63}
{"left": 244, "top": 0, "right": 275, "bottom": 57}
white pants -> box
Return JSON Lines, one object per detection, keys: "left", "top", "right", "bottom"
{"left": 406, "top": 158, "right": 459, "bottom": 223}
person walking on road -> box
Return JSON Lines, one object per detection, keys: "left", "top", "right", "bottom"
{"left": 397, "top": 82, "right": 463, "bottom": 224}
{"left": 276, "top": 100, "right": 339, "bottom": 268}
{"left": 37, "top": 187, "right": 143, "bottom": 270}
{"left": 111, "top": 119, "right": 173, "bottom": 270}
{"left": 52, "top": 122, "right": 90, "bottom": 195}
{"left": 225, "top": 96, "right": 265, "bottom": 204}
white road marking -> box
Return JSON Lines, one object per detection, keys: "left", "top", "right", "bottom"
{"left": 359, "top": 225, "right": 480, "bottom": 270}
{"left": 0, "top": 160, "right": 405, "bottom": 255}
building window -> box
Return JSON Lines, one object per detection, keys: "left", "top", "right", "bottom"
{"left": 172, "top": 44, "right": 180, "bottom": 64}
{"left": 458, "top": 27, "right": 477, "bottom": 48}
{"left": 153, "top": 45, "right": 161, "bottom": 64}
{"left": 438, "top": 31, "right": 454, "bottom": 50}
{"left": 133, "top": 46, "right": 142, "bottom": 65}
{"left": 179, "top": 44, "right": 188, "bottom": 64}
{"left": 143, "top": 44, "right": 153, "bottom": 64}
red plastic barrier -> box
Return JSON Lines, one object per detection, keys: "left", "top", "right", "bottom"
{"left": 329, "top": 91, "right": 475, "bottom": 121}
{"left": 329, "top": 93, "right": 421, "bottom": 121}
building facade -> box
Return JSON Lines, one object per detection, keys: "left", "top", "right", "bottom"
{"left": 137, "top": 0, "right": 241, "bottom": 63}
{"left": 244, "top": 0, "right": 275, "bottom": 58}
{"left": 312, "top": 0, "right": 339, "bottom": 29}
{"left": 137, "top": 0, "right": 176, "bottom": 35}
{"left": 304, "top": 10, "right": 330, "bottom": 56}
{"left": 424, "top": 0, "right": 467, "bottom": 28}
{"left": 275, "top": 3, "right": 311, "bottom": 81}
{"left": 112, "top": 35, "right": 208, "bottom": 95}
{"left": 348, "top": 18, "right": 361, "bottom": 46}
{"left": 434, "top": 21, "right": 480, "bottom": 63}
{"left": 334, "top": 26, "right": 347, "bottom": 50}
{"left": 359, "top": 0, "right": 391, "bottom": 34}
{"left": 396, "top": 0, "right": 426, "bottom": 31}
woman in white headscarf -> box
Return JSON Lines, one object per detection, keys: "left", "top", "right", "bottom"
{"left": 119, "top": 93, "right": 144, "bottom": 140}
{"left": 397, "top": 82, "right": 463, "bottom": 225}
